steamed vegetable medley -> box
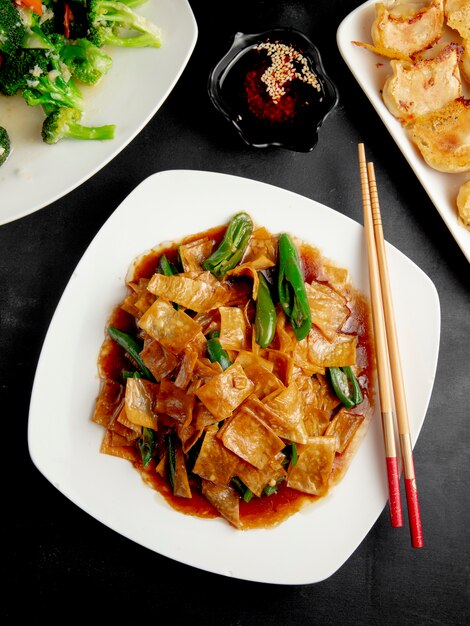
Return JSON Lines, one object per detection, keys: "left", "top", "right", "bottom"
{"left": 92, "top": 213, "right": 374, "bottom": 529}
{"left": 0, "top": 0, "right": 161, "bottom": 160}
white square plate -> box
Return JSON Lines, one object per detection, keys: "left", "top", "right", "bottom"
{"left": 337, "top": 0, "right": 470, "bottom": 263}
{"left": 0, "top": 0, "right": 197, "bottom": 226}
{"left": 28, "top": 170, "right": 440, "bottom": 584}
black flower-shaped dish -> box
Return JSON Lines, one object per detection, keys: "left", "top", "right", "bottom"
{"left": 208, "top": 28, "right": 339, "bottom": 152}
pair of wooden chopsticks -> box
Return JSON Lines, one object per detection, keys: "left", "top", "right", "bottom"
{"left": 358, "top": 143, "right": 423, "bottom": 548}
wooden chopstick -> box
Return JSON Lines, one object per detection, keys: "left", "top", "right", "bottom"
{"left": 365, "top": 156, "right": 423, "bottom": 548}
{"left": 358, "top": 144, "right": 403, "bottom": 530}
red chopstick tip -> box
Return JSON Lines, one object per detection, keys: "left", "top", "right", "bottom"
{"left": 386, "top": 457, "right": 404, "bottom": 527}
{"left": 405, "top": 477, "right": 424, "bottom": 548}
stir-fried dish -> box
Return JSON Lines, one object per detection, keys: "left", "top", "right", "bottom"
{"left": 92, "top": 213, "right": 375, "bottom": 529}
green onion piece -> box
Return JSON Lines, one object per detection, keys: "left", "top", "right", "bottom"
{"left": 166, "top": 434, "right": 176, "bottom": 490}
{"left": 263, "top": 476, "right": 286, "bottom": 496}
{"left": 108, "top": 325, "right": 154, "bottom": 381}
{"left": 202, "top": 213, "right": 254, "bottom": 279}
{"left": 263, "top": 484, "right": 278, "bottom": 497}
{"left": 231, "top": 477, "right": 253, "bottom": 502}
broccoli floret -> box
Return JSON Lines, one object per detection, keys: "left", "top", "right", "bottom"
{"left": 86, "top": 0, "right": 161, "bottom": 48}
{"left": 17, "top": 5, "right": 56, "bottom": 49}
{"left": 0, "top": 2, "right": 62, "bottom": 54}
{"left": 0, "top": 41, "right": 84, "bottom": 107}
{"left": 41, "top": 106, "right": 115, "bottom": 143}
{"left": 0, "top": 0, "right": 26, "bottom": 55}
{"left": 39, "top": 0, "right": 64, "bottom": 37}
{"left": 20, "top": 46, "right": 84, "bottom": 110}
{"left": 0, "top": 48, "right": 49, "bottom": 95}
{"left": 60, "top": 38, "right": 112, "bottom": 85}
{"left": 0, "top": 126, "right": 11, "bottom": 166}
{"left": 114, "top": 0, "right": 150, "bottom": 7}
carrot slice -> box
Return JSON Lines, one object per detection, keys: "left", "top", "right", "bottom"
{"left": 15, "top": 0, "right": 42, "bottom": 16}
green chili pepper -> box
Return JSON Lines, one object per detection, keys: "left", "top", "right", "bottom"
{"left": 328, "top": 366, "right": 363, "bottom": 408}
{"left": 202, "top": 212, "right": 254, "bottom": 279}
{"left": 158, "top": 254, "right": 180, "bottom": 309}
{"left": 282, "top": 442, "right": 298, "bottom": 467}
{"left": 138, "top": 427, "right": 156, "bottom": 467}
{"left": 166, "top": 434, "right": 176, "bottom": 490}
{"left": 205, "top": 330, "right": 220, "bottom": 340}
{"left": 255, "top": 272, "right": 276, "bottom": 348}
{"left": 277, "top": 233, "right": 312, "bottom": 341}
{"left": 206, "top": 336, "right": 232, "bottom": 370}
{"left": 232, "top": 477, "right": 253, "bottom": 503}
{"left": 122, "top": 370, "right": 143, "bottom": 380}
{"left": 290, "top": 441, "right": 298, "bottom": 467}
{"left": 158, "top": 254, "right": 178, "bottom": 276}
{"left": 108, "top": 325, "right": 154, "bottom": 381}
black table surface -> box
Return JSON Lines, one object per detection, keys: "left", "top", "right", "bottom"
{"left": 1, "top": 1, "right": 469, "bottom": 622}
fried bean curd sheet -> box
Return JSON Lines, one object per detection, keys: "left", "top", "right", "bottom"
{"left": 287, "top": 437, "right": 337, "bottom": 496}
{"left": 93, "top": 216, "right": 374, "bottom": 529}
{"left": 147, "top": 272, "right": 230, "bottom": 312}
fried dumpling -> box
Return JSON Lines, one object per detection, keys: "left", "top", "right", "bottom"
{"left": 457, "top": 180, "right": 470, "bottom": 229}
{"left": 372, "top": 0, "right": 445, "bottom": 57}
{"left": 382, "top": 44, "right": 462, "bottom": 121}
{"left": 444, "top": 0, "right": 470, "bottom": 38}
{"left": 407, "top": 97, "right": 470, "bottom": 172}
{"left": 461, "top": 40, "right": 470, "bottom": 84}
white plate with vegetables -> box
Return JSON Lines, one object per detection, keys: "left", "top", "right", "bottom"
{"left": 28, "top": 170, "right": 440, "bottom": 585}
{"left": 0, "top": 0, "right": 197, "bottom": 226}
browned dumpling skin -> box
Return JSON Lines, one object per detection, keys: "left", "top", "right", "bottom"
{"left": 372, "top": 0, "right": 445, "bottom": 56}
{"left": 444, "top": 0, "right": 470, "bottom": 38}
{"left": 407, "top": 97, "right": 470, "bottom": 173}
{"left": 382, "top": 44, "right": 462, "bottom": 121}
{"left": 457, "top": 180, "right": 470, "bottom": 229}
{"left": 461, "top": 40, "right": 470, "bottom": 84}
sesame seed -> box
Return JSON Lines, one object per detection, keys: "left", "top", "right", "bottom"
{"left": 254, "top": 42, "right": 321, "bottom": 103}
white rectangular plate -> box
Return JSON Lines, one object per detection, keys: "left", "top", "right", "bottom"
{"left": 28, "top": 170, "right": 440, "bottom": 584}
{"left": 337, "top": 0, "right": 470, "bottom": 263}
{"left": 0, "top": 0, "right": 197, "bottom": 226}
